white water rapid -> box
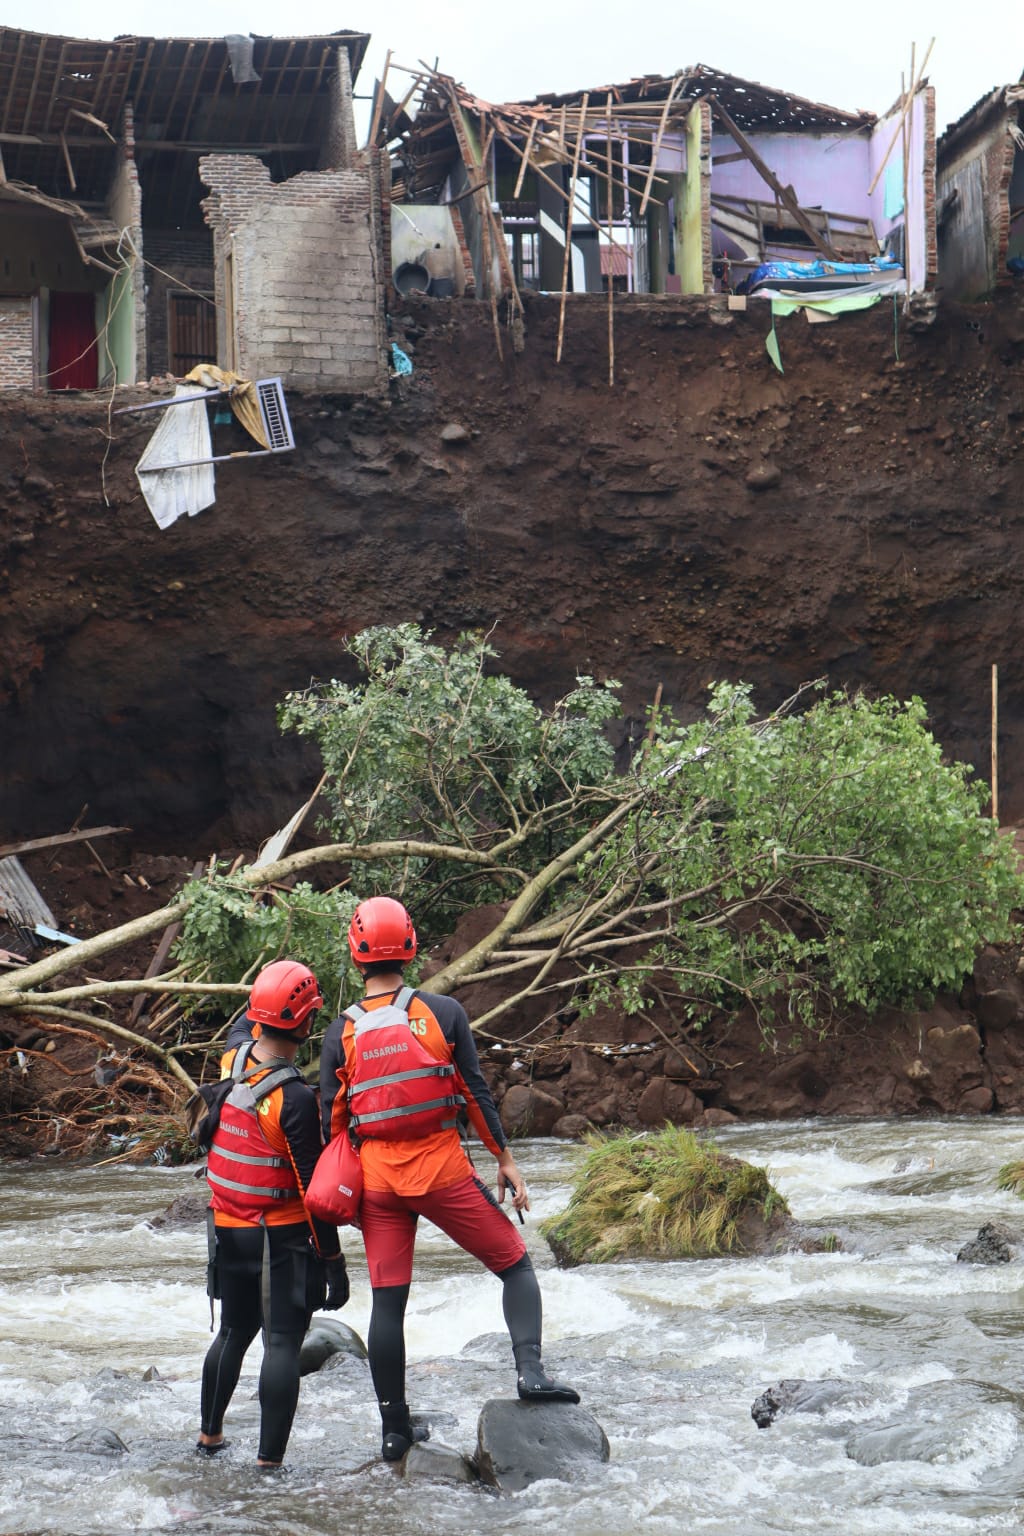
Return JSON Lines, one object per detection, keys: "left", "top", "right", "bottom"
{"left": 3, "top": 1117, "right": 1024, "bottom": 1535}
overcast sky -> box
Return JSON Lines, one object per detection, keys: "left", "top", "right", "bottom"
{"left": 7, "top": 0, "right": 1023, "bottom": 137}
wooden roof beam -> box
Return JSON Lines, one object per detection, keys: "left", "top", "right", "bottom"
{"left": 708, "top": 95, "right": 840, "bottom": 260}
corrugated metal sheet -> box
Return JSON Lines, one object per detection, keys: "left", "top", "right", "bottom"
{"left": 0, "top": 857, "right": 56, "bottom": 929}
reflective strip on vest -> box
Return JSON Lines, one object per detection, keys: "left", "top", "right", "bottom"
{"left": 351, "top": 1063, "right": 455, "bottom": 1095}
{"left": 207, "top": 1168, "right": 296, "bottom": 1201}
{"left": 350, "top": 1094, "right": 463, "bottom": 1129}
{"left": 208, "top": 1142, "right": 288, "bottom": 1169}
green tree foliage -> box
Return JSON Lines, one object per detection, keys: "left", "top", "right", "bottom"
{"left": 277, "top": 623, "right": 622, "bottom": 927}
{"left": 581, "top": 683, "right": 1023, "bottom": 1030}
{"left": 171, "top": 874, "right": 362, "bottom": 1028}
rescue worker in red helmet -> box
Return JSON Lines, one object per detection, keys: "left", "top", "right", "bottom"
{"left": 197, "top": 959, "right": 349, "bottom": 1468}
{"left": 320, "top": 896, "right": 578, "bottom": 1463}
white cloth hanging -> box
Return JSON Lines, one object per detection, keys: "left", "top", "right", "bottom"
{"left": 135, "top": 386, "right": 216, "bottom": 530}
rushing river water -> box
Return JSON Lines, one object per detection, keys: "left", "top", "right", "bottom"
{"left": 3, "top": 1118, "right": 1024, "bottom": 1535}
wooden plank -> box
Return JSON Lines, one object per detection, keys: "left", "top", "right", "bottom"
{"left": 708, "top": 96, "right": 840, "bottom": 260}
{"left": 59, "top": 129, "right": 76, "bottom": 191}
{"left": 0, "top": 826, "right": 130, "bottom": 860}
{"left": 366, "top": 47, "right": 392, "bottom": 148}
{"left": 2, "top": 30, "right": 26, "bottom": 132}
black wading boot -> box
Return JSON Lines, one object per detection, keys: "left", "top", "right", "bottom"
{"left": 380, "top": 1401, "right": 430, "bottom": 1462}
{"left": 514, "top": 1344, "right": 580, "bottom": 1403}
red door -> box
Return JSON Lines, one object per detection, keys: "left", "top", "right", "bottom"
{"left": 48, "top": 291, "right": 98, "bottom": 390}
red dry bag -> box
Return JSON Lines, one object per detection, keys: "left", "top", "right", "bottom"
{"left": 306, "top": 1131, "right": 363, "bottom": 1225}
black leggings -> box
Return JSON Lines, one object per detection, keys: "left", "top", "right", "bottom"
{"left": 367, "top": 1252, "right": 542, "bottom": 1410}
{"left": 201, "top": 1222, "right": 320, "bottom": 1463}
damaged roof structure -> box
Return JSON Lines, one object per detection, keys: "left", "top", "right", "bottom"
{"left": 936, "top": 74, "right": 1024, "bottom": 299}
{"left": 385, "top": 60, "right": 937, "bottom": 319}
{"left": 0, "top": 28, "right": 389, "bottom": 396}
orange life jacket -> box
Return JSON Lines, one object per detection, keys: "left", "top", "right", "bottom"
{"left": 345, "top": 986, "right": 465, "bottom": 1140}
{"left": 206, "top": 1045, "right": 302, "bottom": 1222}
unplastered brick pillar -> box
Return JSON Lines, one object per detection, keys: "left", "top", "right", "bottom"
{"left": 0, "top": 299, "right": 34, "bottom": 389}
{"left": 200, "top": 155, "right": 387, "bottom": 395}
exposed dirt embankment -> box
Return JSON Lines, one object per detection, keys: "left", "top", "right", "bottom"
{"left": 2, "top": 290, "right": 1024, "bottom": 849}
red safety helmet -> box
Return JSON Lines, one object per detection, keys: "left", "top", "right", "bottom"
{"left": 248, "top": 959, "right": 323, "bottom": 1032}
{"left": 348, "top": 897, "right": 418, "bottom": 965}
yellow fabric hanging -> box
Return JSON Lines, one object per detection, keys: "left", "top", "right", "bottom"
{"left": 184, "top": 364, "right": 270, "bottom": 450}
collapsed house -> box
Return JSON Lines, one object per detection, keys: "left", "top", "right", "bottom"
{"left": 936, "top": 75, "right": 1024, "bottom": 299}
{"left": 0, "top": 27, "right": 389, "bottom": 394}
{"left": 387, "top": 63, "right": 937, "bottom": 304}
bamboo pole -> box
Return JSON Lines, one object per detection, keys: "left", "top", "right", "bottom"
{"left": 606, "top": 92, "right": 615, "bottom": 388}
{"left": 513, "top": 115, "right": 538, "bottom": 198}
{"left": 867, "top": 37, "right": 934, "bottom": 196}
{"left": 638, "top": 74, "right": 682, "bottom": 217}
{"left": 556, "top": 91, "right": 589, "bottom": 364}
{"left": 992, "top": 663, "right": 999, "bottom": 820}
{"left": 495, "top": 123, "right": 631, "bottom": 257}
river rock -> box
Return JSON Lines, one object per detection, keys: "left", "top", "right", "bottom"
{"left": 846, "top": 1421, "right": 949, "bottom": 1466}
{"left": 475, "top": 1399, "right": 609, "bottom": 1492}
{"left": 499, "top": 1084, "right": 565, "bottom": 1137}
{"left": 402, "top": 1441, "right": 478, "bottom": 1484}
{"left": 299, "top": 1315, "right": 368, "bottom": 1374}
{"left": 147, "top": 1192, "right": 208, "bottom": 1228}
{"left": 956, "top": 1222, "right": 1014, "bottom": 1264}
{"left": 64, "top": 1427, "right": 129, "bottom": 1456}
{"left": 751, "top": 1378, "right": 871, "bottom": 1428}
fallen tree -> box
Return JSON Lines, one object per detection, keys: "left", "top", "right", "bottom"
{"left": 1, "top": 626, "right": 1020, "bottom": 1122}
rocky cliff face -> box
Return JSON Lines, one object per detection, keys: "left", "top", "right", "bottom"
{"left": 2, "top": 290, "right": 1023, "bottom": 849}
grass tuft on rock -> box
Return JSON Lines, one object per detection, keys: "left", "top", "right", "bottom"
{"left": 997, "top": 1160, "right": 1024, "bottom": 1197}
{"left": 541, "top": 1125, "right": 789, "bottom": 1264}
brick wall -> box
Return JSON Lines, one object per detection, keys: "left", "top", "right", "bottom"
{"left": 0, "top": 298, "right": 34, "bottom": 388}
{"left": 200, "top": 155, "right": 387, "bottom": 395}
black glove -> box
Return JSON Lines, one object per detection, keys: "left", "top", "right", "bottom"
{"left": 323, "top": 1253, "right": 350, "bottom": 1311}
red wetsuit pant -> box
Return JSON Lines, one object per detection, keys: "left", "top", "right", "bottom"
{"left": 360, "top": 1173, "right": 526, "bottom": 1287}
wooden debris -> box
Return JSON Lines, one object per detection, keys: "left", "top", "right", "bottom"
{"left": 708, "top": 96, "right": 840, "bottom": 261}
{"left": 0, "top": 825, "right": 130, "bottom": 860}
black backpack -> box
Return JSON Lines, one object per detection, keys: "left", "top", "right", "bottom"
{"left": 185, "top": 1041, "right": 302, "bottom": 1152}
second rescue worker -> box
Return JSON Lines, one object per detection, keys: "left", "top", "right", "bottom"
{"left": 320, "top": 896, "right": 579, "bottom": 1463}
{"left": 198, "top": 960, "right": 349, "bottom": 1468}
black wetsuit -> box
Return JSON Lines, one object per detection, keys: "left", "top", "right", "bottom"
{"left": 200, "top": 1018, "right": 339, "bottom": 1464}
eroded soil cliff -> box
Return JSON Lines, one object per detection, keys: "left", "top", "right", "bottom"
{"left": 3, "top": 290, "right": 1024, "bottom": 1145}
{"left": 3, "top": 290, "right": 1024, "bottom": 847}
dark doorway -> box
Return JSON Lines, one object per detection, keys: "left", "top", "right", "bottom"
{"left": 48, "top": 291, "right": 98, "bottom": 390}
{"left": 169, "top": 292, "right": 217, "bottom": 376}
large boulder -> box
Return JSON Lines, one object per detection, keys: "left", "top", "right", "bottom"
{"left": 475, "top": 1399, "right": 609, "bottom": 1492}
{"left": 299, "top": 1315, "right": 368, "bottom": 1375}
{"left": 499, "top": 1084, "right": 565, "bottom": 1137}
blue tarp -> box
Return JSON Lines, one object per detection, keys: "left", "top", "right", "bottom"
{"left": 742, "top": 257, "right": 902, "bottom": 292}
